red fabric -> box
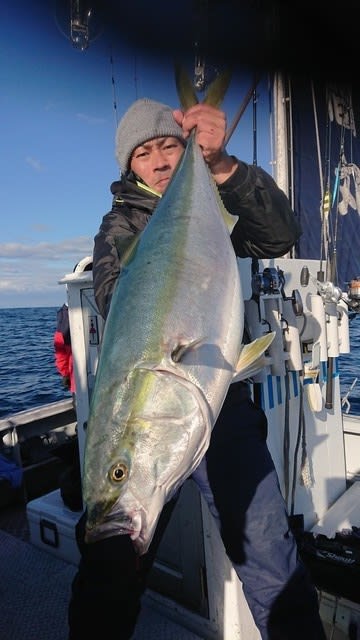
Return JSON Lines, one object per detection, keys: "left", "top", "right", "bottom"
{"left": 53, "top": 330, "right": 75, "bottom": 392}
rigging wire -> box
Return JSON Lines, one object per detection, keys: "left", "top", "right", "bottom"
{"left": 325, "top": 85, "right": 337, "bottom": 283}
{"left": 224, "top": 74, "right": 260, "bottom": 146}
{"left": 109, "top": 47, "right": 119, "bottom": 131}
{"left": 109, "top": 50, "right": 139, "bottom": 137}
{"left": 252, "top": 85, "right": 257, "bottom": 166}
{"left": 311, "top": 81, "right": 328, "bottom": 276}
{"left": 284, "top": 76, "right": 295, "bottom": 223}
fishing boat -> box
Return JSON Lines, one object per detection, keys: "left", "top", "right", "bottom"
{"left": 2, "top": 9, "right": 360, "bottom": 637}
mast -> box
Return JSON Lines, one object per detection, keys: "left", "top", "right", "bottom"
{"left": 272, "top": 72, "right": 292, "bottom": 204}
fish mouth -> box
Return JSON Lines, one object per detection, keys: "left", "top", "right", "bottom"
{"left": 84, "top": 504, "right": 142, "bottom": 544}
{"left": 84, "top": 492, "right": 164, "bottom": 555}
{"left": 84, "top": 515, "right": 153, "bottom": 556}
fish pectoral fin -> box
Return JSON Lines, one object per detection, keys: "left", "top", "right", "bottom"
{"left": 232, "top": 332, "right": 275, "bottom": 382}
{"left": 171, "top": 337, "right": 204, "bottom": 363}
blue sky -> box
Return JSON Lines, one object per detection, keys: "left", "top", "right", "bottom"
{"left": 1, "top": 1, "right": 273, "bottom": 308}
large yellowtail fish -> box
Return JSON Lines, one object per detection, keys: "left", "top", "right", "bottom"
{"left": 83, "top": 68, "right": 274, "bottom": 554}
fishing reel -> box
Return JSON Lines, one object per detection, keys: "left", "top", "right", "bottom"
{"left": 345, "top": 277, "right": 360, "bottom": 313}
{"left": 251, "top": 266, "right": 285, "bottom": 297}
{"left": 319, "top": 276, "right": 360, "bottom": 314}
{"left": 251, "top": 263, "right": 303, "bottom": 315}
{"left": 246, "top": 264, "right": 305, "bottom": 375}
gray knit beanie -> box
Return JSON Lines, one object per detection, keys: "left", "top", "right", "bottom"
{"left": 115, "top": 98, "right": 186, "bottom": 174}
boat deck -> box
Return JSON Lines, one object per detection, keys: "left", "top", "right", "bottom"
{"left": 1, "top": 497, "right": 359, "bottom": 639}
{"left": 0, "top": 498, "right": 204, "bottom": 640}
{"left": 0, "top": 499, "right": 29, "bottom": 541}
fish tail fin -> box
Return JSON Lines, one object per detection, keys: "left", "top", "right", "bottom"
{"left": 174, "top": 64, "right": 236, "bottom": 233}
{"left": 203, "top": 69, "right": 232, "bottom": 107}
{"left": 175, "top": 64, "right": 231, "bottom": 110}
{"left": 175, "top": 64, "right": 199, "bottom": 110}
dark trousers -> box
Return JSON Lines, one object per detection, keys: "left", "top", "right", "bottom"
{"left": 68, "top": 385, "right": 326, "bottom": 640}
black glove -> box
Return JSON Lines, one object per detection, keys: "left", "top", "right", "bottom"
{"left": 62, "top": 375, "right": 71, "bottom": 390}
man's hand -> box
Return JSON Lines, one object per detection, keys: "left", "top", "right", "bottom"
{"left": 173, "top": 104, "right": 238, "bottom": 184}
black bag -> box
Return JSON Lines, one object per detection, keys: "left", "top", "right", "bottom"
{"left": 300, "top": 529, "right": 360, "bottom": 603}
{"left": 52, "top": 439, "right": 83, "bottom": 512}
{"left": 56, "top": 304, "right": 71, "bottom": 346}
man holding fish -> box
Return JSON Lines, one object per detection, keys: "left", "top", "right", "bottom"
{"left": 68, "top": 76, "right": 326, "bottom": 639}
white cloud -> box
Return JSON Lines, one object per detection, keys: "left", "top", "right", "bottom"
{"left": 0, "top": 237, "right": 92, "bottom": 259}
{"left": 44, "top": 100, "right": 57, "bottom": 111}
{"left": 0, "top": 237, "right": 93, "bottom": 307}
{"left": 76, "top": 112, "right": 106, "bottom": 125}
{"left": 25, "top": 156, "right": 45, "bottom": 171}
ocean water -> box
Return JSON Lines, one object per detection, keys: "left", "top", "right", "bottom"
{"left": 0, "top": 307, "right": 70, "bottom": 419}
{"left": 0, "top": 307, "right": 359, "bottom": 420}
{"left": 339, "top": 313, "right": 360, "bottom": 415}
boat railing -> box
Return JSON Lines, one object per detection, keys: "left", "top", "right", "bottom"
{"left": 0, "top": 399, "right": 77, "bottom": 503}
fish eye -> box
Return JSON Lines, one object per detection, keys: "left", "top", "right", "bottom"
{"left": 109, "top": 463, "right": 128, "bottom": 483}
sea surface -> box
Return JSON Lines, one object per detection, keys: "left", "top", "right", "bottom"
{"left": 0, "top": 307, "right": 359, "bottom": 420}
{"left": 0, "top": 307, "right": 70, "bottom": 419}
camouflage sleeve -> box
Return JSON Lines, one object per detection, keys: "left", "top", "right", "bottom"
{"left": 93, "top": 208, "right": 135, "bottom": 319}
{"left": 219, "top": 160, "right": 302, "bottom": 258}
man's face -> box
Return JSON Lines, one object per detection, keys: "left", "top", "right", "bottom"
{"left": 130, "top": 136, "right": 185, "bottom": 194}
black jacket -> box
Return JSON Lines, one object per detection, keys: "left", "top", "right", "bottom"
{"left": 93, "top": 159, "right": 301, "bottom": 319}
